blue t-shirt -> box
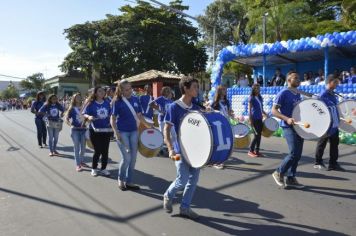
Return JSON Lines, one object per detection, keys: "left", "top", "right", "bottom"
{"left": 319, "top": 89, "right": 339, "bottom": 136}
{"left": 164, "top": 101, "right": 200, "bottom": 153}
{"left": 68, "top": 107, "right": 85, "bottom": 128}
{"left": 249, "top": 95, "right": 263, "bottom": 120}
{"left": 112, "top": 96, "right": 142, "bottom": 132}
{"left": 139, "top": 95, "right": 154, "bottom": 119}
{"left": 31, "top": 101, "right": 45, "bottom": 119}
{"left": 273, "top": 89, "right": 301, "bottom": 128}
{"left": 39, "top": 103, "right": 64, "bottom": 121}
{"left": 344, "top": 75, "right": 356, "bottom": 85}
{"left": 83, "top": 100, "right": 111, "bottom": 129}
{"left": 154, "top": 96, "right": 173, "bottom": 122}
{"left": 212, "top": 100, "right": 230, "bottom": 117}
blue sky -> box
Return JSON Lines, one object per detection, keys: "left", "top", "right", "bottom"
{"left": 0, "top": 0, "right": 213, "bottom": 81}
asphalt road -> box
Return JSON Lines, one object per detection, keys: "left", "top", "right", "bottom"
{"left": 0, "top": 110, "right": 355, "bottom": 236}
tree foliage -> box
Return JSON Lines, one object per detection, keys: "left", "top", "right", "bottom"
{"left": 198, "top": 0, "right": 355, "bottom": 48}
{"left": 61, "top": 0, "right": 208, "bottom": 85}
{"left": 20, "top": 73, "right": 46, "bottom": 92}
{"left": 1, "top": 83, "right": 19, "bottom": 99}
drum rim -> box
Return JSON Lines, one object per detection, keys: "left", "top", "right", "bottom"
{"left": 139, "top": 128, "right": 164, "bottom": 151}
{"left": 337, "top": 99, "right": 356, "bottom": 133}
{"left": 231, "top": 123, "right": 250, "bottom": 137}
{"left": 292, "top": 98, "right": 331, "bottom": 140}
{"left": 178, "top": 110, "right": 214, "bottom": 167}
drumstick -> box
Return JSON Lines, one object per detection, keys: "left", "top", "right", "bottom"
{"left": 294, "top": 122, "right": 311, "bottom": 128}
{"left": 340, "top": 117, "right": 352, "bottom": 124}
{"left": 171, "top": 154, "right": 181, "bottom": 161}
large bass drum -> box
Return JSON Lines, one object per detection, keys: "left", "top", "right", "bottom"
{"left": 338, "top": 100, "right": 356, "bottom": 133}
{"left": 292, "top": 98, "right": 331, "bottom": 140}
{"left": 179, "top": 111, "right": 233, "bottom": 168}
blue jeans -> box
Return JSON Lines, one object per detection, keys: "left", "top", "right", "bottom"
{"left": 118, "top": 130, "right": 139, "bottom": 184}
{"left": 71, "top": 129, "right": 86, "bottom": 166}
{"left": 47, "top": 127, "right": 60, "bottom": 153}
{"left": 35, "top": 118, "right": 47, "bottom": 146}
{"left": 277, "top": 127, "right": 304, "bottom": 177}
{"left": 164, "top": 157, "right": 200, "bottom": 209}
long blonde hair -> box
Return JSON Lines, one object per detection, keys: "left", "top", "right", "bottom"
{"left": 112, "top": 79, "right": 130, "bottom": 103}
{"left": 64, "top": 93, "right": 82, "bottom": 119}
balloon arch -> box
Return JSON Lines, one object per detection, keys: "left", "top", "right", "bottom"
{"left": 209, "top": 30, "right": 356, "bottom": 100}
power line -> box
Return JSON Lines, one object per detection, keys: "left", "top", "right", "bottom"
{"left": 0, "top": 74, "right": 25, "bottom": 80}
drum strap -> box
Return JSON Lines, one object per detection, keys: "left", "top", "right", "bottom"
{"left": 123, "top": 97, "right": 140, "bottom": 128}
{"left": 145, "top": 96, "right": 153, "bottom": 114}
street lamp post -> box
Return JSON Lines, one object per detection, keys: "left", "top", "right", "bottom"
{"left": 262, "top": 12, "right": 268, "bottom": 87}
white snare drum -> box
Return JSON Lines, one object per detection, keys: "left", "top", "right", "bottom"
{"left": 46, "top": 119, "right": 63, "bottom": 131}
{"left": 232, "top": 123, "right": 251, "bottom": 149}
{"left": 262, "top": 117, "right": 279, "bottom": 137}
{"left": 138, "top": 128, "right": 163, "bottom": 158}
{"left": 292, "top": 98, "right": 331, "bottom": 140}
{"left": 338, "top": 100, "right": 356, "bottom": 133}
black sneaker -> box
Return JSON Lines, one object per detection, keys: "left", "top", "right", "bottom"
{"left": 328, "top": 164, "right": 345, "bottom": 172}
{"left": 285, "top": 177, "right": 304, "bottom": 189}
{"left": 272, "top": 171, "right": 284, "bottom": 187}
{"left": 126, "top": 183, "right": 140, "bottom": 190}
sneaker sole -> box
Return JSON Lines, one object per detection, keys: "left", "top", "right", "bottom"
{"left": 272, "top": 173, "right": 284, "bottom": 187}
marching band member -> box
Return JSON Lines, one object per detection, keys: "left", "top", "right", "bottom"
{"left": 110, "top": 80, "right": 152, "bottom": 191}
{"left": 83, "top": 87, "right": 112, "bottom": 177}
{"left": 65, "top": 93, "right": 88, "bottom": 172}
{"left": 211, "top": 85, "right": 234, "bottom": 169}
{"left": 39, "top": 94, "right": 64, "bottom": 157}
{"left": 271, "top": 72, "right": 305, "bottom": 189}
{"left": 139, "top": 84, "right": 154, "bottom": 119}
{"left": 163, "top": 76, "right": 201, "bottom": 220}
{"left": 31, "top": 91, "right": 47, "bottom": 148}
{"left": 150, "top": 86, "right": 173, "bottom": 133}
{"left": 248, "top": 83, "right": 268, "bottom": 157}
{"left": 314, "top": 75, "right": 345, "bottom": 171}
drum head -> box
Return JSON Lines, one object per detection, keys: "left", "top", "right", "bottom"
{"left": 143, "top": 116, "right": 154, "bottom": 125}
{"left": 292, "top": 99, "right": 331, "bottom": 140}
{"left": 179, "top": 112, "right": 212, "bottom": 168}
{"left": 338, "top": 100, "right": 356, "bottom": 133}
{"left": 139, "top": 128, "right": 163, "bottom": 150}
{"left": 232, "top": 124, "right": 250, "bottom": 138}
{"left": 264, "top": 118, "right": 279, "bottom": 132}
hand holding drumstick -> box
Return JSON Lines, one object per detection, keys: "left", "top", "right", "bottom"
{"left": 287, "top": 118, "right": 310, "bottom": 128}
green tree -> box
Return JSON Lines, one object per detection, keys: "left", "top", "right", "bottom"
{"left": 198, "top": 0, "right": 249, "bottom": 57}
{"left": 1, "top": 83, "right": 19, "bottom": 99}
{"left": 61, "top": 0, "right": 207, "bottom": 86}
{"left": 20, "top": 73, "right": 46, "bottom": 92}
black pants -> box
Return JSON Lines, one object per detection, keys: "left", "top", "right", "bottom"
{"left": 250, "top": 119, "right": 263, "bottom": 152}
{"left": 35, "top": 118, "right": 47, "bottom": 146}
{"left": 90, "top": 129, "right": 111, "bottom": 170}
{"left": 315, "top": 131, "right": 339, "bottom": 166}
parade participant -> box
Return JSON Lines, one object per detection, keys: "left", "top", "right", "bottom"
{"left": 163, "top": 76, "right": 201, "bottom": 220}
{"left": 65, "top": 93, "right": 88, "bottom": 172}
{"left": 39, "top": 94, "right": 64, "bottom": 156}
{"left": 110, "top": 80, "right": 152, "bottom": 191}
{"left": 150, "top": 86, "right": 173, "bottom": 133}
{"left": 83, "top": 87, "right": 112, "bottom": 177}
{"left": 271, "top": 71, "right": 305, "bottom": 189}
{"left": 31, "top": 91, "right": 47, "bottom": 148}
{"left": 210, "top": 85, "right": 234, "bottom": 169}
{"left": 105, "top": 86, "right": 115, "bottom": 103}
{"left": 139, "top": 84, "right": 154, "bottom": 119}
{"left": 248, "top": 83, "right": 268, "bottom": 157}
{"left": 314, "top": 75, "right": 345, "bottom": 171}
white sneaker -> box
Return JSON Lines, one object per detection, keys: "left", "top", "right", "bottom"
{"left": 91, "top": 169, "right": 98, "bottom": 177}
{"left": 100, "top": 169, "right": 110, "bottom": 176}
